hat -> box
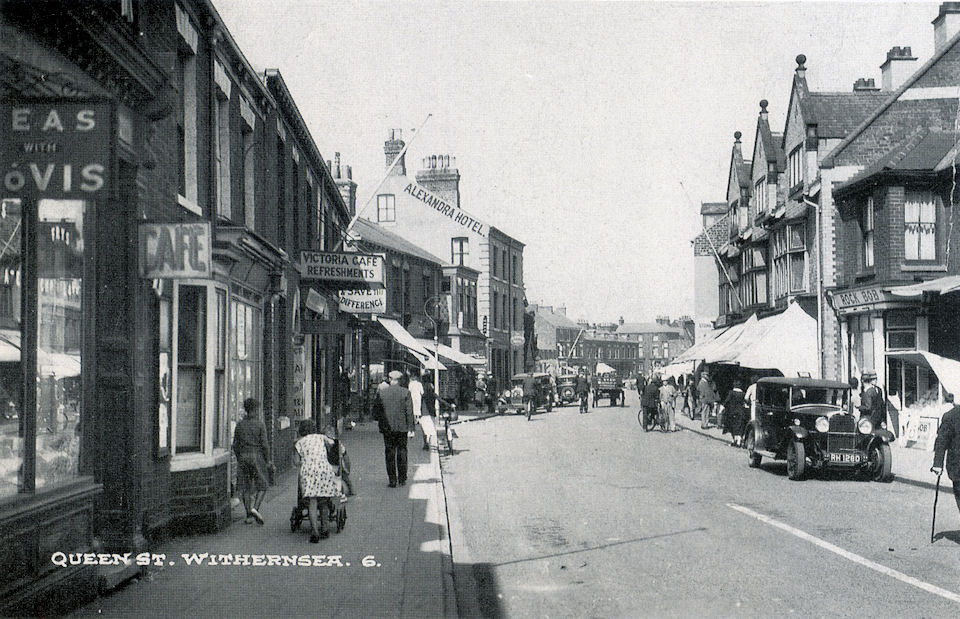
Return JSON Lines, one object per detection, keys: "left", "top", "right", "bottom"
{"left": 861, "top": 369, "right": 877, "bottom": 380}
{"left": 388, "top": 370, "right": 403, "bottom": 380}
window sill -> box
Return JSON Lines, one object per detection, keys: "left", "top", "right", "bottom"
{"left": 170, "top": 448, "right": 231, "bottom": 472}
{"left": 855, "top": 269, "right": 876, "bottom": 280}
{"left": 901, "top": 263, "right": 947, "bottom": 272}
{"left": 177, "top": 194, "right": 202, "bottom": 216}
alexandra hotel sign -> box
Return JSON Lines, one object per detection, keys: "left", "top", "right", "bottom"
{"left": 1, "top": 102, "right": 112, "bottom": 198}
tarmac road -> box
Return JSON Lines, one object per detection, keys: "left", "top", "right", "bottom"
{"left": 443, "top": 389, "right": 960, "bottom": 618}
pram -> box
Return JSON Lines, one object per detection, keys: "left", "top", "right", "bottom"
{"left": 290, "top": 436, "right": 348, "bottom": 534}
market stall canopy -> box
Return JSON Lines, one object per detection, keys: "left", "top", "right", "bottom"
{"left": 886, "top": 275, "right": 960, "bottom": 298}
{"left": 661, "top": 359, "right": 697, "bottom": 379}
{"left": 595, "top": 362, "right": 616, "bottom": 374}
{"left": 887, "top": 350, "right": 960, "bottom": 397}
{"left": 728, "top": 302, "right": 817, "bottom": 377}
{"left": 414, "top": 339, "right": 486, "bottom": 366}
{"left": 673, "top": 315, "right": 758, "bottom": 365}
{"left": 375, "top": 317, "right": 446, "bottom": 371}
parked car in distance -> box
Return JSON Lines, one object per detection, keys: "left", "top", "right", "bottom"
{"left": 556, "top": 372, "right": 579, "bottom": 406}
{"left": 744, "top": 377, "right": 895, "bottom": 481}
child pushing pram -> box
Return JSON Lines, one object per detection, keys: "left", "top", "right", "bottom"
{"left": 290, "top": 420, "right": 348, "bottom": 543}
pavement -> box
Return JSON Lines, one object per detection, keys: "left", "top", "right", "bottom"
{"left": 673, "top": 407, "right": 943, "bottom": 490}
{"left": 72, "top": 420, "right": 459, "bottom": 618}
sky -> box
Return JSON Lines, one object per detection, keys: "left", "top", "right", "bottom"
{"left": 213, "top": 0, "right": 940, "bottom": 324}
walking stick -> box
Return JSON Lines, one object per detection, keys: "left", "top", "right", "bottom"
{"left": 932, "top": 472, "right": 942, "bottom": 544}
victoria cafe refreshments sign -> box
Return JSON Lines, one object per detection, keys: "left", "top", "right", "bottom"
{"left": 1, "top": 101, "right": 112, "bottom": 199}
{"left": 300, "top": 251, "right": 385, "bottom": 286}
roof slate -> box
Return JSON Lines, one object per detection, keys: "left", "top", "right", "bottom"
{"left": 535, "top": 307, "right": 581, "bottom": 330}
{"left": 693, "top": 213, "right": 730, "bottom": 257}
{"left": 835, "top": 127, "right": 959, "bottom": 194}
{"left": 353, "top": 218, "right": 447, "bottom": 265}
{"left": 803, "top": 92, "right": 888, "bottom": 139}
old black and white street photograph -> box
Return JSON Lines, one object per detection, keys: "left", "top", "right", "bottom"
{"left": 4, "top": 0, "right": 960, "bottom": 616}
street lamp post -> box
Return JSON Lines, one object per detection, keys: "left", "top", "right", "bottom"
{"left": 424, "top": 296, "right": 444, "bottom": 416}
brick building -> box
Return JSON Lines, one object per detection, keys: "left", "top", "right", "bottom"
{"left": 364, "top": 133, "right": 524, "bottom": 390}
{"left": 616, "top": 319, "right": 694, "bottom": 377}
{"left": 0, "top": 1, "right": 350, "bottom": 613}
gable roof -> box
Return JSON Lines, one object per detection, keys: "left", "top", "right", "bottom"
{"left": 352, "top": 218, "right": 447, "bottom": 265}
{"left": 822, "top": 26, "right": 960, "bottom": 168}
{"left": 802, "top": 91, "right": 889, "bottom": 139}
{"left": 693, "top": 213, "right": 730, "bottom": 257}
{"left": 535, "top": 306, "right": 581, "bottom": 330}
{"left": 725, "top": 132, "right": 753, "bottom": 203}
{"left": 700, "top": 202, "right": 727, "bottom": 215}
{"left": 615, "top": 323, "right": 684, "bottom": 336}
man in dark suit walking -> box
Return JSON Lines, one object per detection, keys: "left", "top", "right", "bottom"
{"left": 933, "top": 392, "right": 960, "bottom": 515}
{"left": 378, "top": 370, "right": 415, "bottom": 487}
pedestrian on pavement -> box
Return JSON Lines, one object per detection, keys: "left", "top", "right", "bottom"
{"left": 932, "top": 392, "right": 960, "bottom": 517}
{"left": 576, "top": 369, "right": 591, "bottom": 414}
{"left": 676, "top": 375, "right": 688, "bottom": 418}
{"left": 698, "top": 372, "right": 719, "bottom": 429}
{"left": 420, "top": 381, "right": 442, "bottom": 450}
{"left": 232, "top": 397, "right": 271, "bottom": 525}
{"left": 744, "top": 375, "right": 758, "bottom": 423}
{"left": 408, "top": 369, "right": 425, "bottom": 445}
{"left": 659, "top": 376, "right": 678, "bottom": 431}
{"left": 636, "top": 373, "right": 647, "bottom": 399}
{"left": 485, "top": 372, "right": 497, "bottom": 416}
{"left": 590, "top": 372, "right": 600, "bottom": 407}
{"left": 848, "top": 377, "right": 862, "bottom": 418}
{"left": 641, "top": 374, "right": 661, "bottom": 427}
{"left": 295, "top": 420, "right": 341, "bottom": 542}
{"left": 522, "top": 372, "right": 538, "bottom": 416}
{"left": 379, "top": 369, "right": 415, "bottom": 487}
{"left": 723, "top": 381, "right": 747, "bottom": 447}
{"left": 858, "top": 370, "right": 886, "bottom": 428}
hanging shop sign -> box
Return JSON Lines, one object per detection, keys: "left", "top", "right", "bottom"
{"left": 291, "top": 345, "right": 306, "bottom": 419}
{"left": 402, "top": 182, "right": 488, "bottom": 237}
{"left": 832, "top": 287, "right": 884, "bottom": 310}
{"left": 510, "top": 331, "right": 525, "bottom": 348}
{"left": 338, "top": 288, "right": 386, "bottom": 314}
{"left": 138, "top": 222, "right": 212, "bottom": 279}
{"left": 300, "top": 251, "right": 385, "bottom": 286}
{"left": 1, "top": 101, "right": 112, "bottom": 199}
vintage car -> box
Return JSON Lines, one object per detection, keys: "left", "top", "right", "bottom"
{"left": 555, "top": 372, "right": 579, "bottom": 405}
{"left": 501, "top": 372, "right": 554, "bottom": 418}
{"left": 745, "top": 377, "right": 895, "bottom": 481}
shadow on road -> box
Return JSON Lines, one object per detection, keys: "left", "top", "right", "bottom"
{"left": 933, "top": 530, "right": 960, "bottom": 544}
{"left": 490, "top": 527, "right": 708, "bottom": 568}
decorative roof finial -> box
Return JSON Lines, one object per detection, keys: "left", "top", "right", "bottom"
{"left": 796, "top": 54, "right": 807, "bottom": 70}
{"left": 760, "top": 99, "right": 769, "bottom": 113}
{"left": 734, "top": 131, "right": 742, "bottom": 141}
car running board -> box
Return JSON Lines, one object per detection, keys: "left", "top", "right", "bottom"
{"left": 756, "top": 449, "right": 776, "bottom": 458}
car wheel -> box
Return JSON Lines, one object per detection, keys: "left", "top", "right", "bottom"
{"left": 786, "top": 440, "right": 805, "bottom": 481}
{"left": 745, "top": 431, "right": 761, "bottom": 468}
{"left": 868, "top": 442, "right": 893, "bottom": 482}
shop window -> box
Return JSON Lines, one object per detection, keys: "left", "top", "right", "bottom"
{"left": 851, "top": 315, "right": 874, "bottom": 373}
{"left": 377, "top": 194, "right": 395, "bottom": 222}
{"left": 158, "top": 292, "right": 172, "bottom": 455}
{"left": 885, "top": 310, "right": 917, "bottom": 351}
{"left": 862, "top": 197, "right": 875, "bottom": 269}
{"left": 229, "top": 298, "right": 262, "bottom": 440}
{"left": 904, "top": 191, "right": 938, "bottom": 262}
{"left": 176, "top": 285, "right": 205, "bottom": 452}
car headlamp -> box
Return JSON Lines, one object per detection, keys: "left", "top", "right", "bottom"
{"left": 815, "top": 416, "right": 829, "bottom": 433}
{"left": 793, "top": 418, "right": 801, "bottom": 427}
{"left": 880, "top": 422, "right": 887, "bottom": 430}
{"left": 858, "top": 418, "right": 873, "bottom": 434}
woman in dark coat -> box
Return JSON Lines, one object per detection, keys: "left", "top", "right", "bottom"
{"left": 722, "top": 381, "right": 747, "bottom": 447}
{"left": 233, "top": 398, "right": 271, "bottom": 524}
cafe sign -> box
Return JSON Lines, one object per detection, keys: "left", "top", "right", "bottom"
{"left": 300, "top": 251, "right": 384, "bottom": 286}
{"left": 1, "top": 102, "right": 112, "bottom": 199}
{"left": 139, "top": 222, "right": 212, "bottom": 279}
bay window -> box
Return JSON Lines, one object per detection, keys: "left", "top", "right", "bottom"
{"left": 773, "top": 224, "right": 806, "bottom": 298}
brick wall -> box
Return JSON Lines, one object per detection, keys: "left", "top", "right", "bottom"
{"left": 168, "top": 463, "right": 231, "bottom": 535}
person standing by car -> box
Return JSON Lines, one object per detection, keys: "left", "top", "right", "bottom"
{"left": 576, "top": 370, "right": 591, "bottom": 414}
{"left": 933, "top": 392, "right": 960, "bottom": 517}
{"left": 522, "top": 373, "right": 538, "bottom": 417}
{"left": 859, "top": 370, "right": 885, "bottom": 428}
{"left": 698, "top": 372, "right": 719, "bottom": 429}
{"left": 848, "top": 376, "right": 862, "bottom": 418}
{"left": 659, "top": 376, "right": 678, "bottom": 432}
{"left": 723, "top": 380, "right": 747, "bottom": 447}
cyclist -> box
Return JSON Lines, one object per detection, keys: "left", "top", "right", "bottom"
{"left": 576, "top": 369, "right": 591, "bottom": 414}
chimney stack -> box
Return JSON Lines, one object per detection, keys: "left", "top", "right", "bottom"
{"left": 853, "top": 77, "right": 880, "bottom": 92}
{"left": 334, "top": 155, "right": 358, "bottom": 217}
{"left": 334, "top": 152, "right": 341, "bottom": 178}
{"left": 934, "top": 2, "right": 960, "bottom": 51}
{"left": 415, "top": 153, "right": 461, "bottom": 209}
{"left": 384, "top": 128, "right": 406, "bottom": 176}
{"left": 880, "top": 46, "right": 918, "bottom": 91}
{"left": 557, "top": 305, "right": 566, "bottom": 316}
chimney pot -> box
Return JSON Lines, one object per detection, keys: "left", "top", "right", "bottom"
{"left": 880, "top": 44, "right": 918, "bottom": 91}
{"left": 390, "top": 129, "right": 395, "bottom": 140}
{"left": 326, "top": 159, "right": 332, "bottom": 172}
{"left": 346, "top": 165, "right": 352, "bottom": 180}
{"left": 334, "top": 152, "right": 341, "bottom": 178}
{"left": 933, "top": 3, "right": 960, "bottom": 52}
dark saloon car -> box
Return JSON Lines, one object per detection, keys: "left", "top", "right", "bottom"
{"left": 501, "top": 372, "right": 554, "bottom": 417}
{"left": 744, "top": 377, "right": 895, "bottom": 481}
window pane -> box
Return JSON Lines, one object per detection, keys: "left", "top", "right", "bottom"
{"left": 36, "top": 199, "right": 85, "bottom": 489}
{"left": 176, "top": 285, "right": 206, "bottom": 453}
{"left": 919, "top": 223, "right": 936, "bottom": 260}
{"left": 0, "top": 199, "right": 22, "bottom": 497}
{"left": 789, "top": 225, "right": 805, "bottom": 250}
{"left": 904, "top": 197, "right": 920, "bottom": 223}
{"left": 905, "top": 225, "right": 919, "bottom": 261}
{"left": 790, "top": 253, "right": 805, "bottom": 291}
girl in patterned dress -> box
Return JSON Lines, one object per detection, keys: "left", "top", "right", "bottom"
{"left": 295, "top": 420, "right": 342, "bottom": 543}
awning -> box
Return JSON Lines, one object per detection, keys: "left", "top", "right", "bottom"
{"left": 595, "top": 362, "right": 616, "bottom": 374}
{"left": 673, "top": 315, "right": 757, "bottom": 365}
{"left": 727, "top": 302, "right": 818, "bottom": 377}
{"left": 415, "top": 339, "right": 486, "bottom": 366}
{"left": 887, "top": 350, "right": 960, "bottom": 397}
{"left": 375, "top": 318, "right": 446, "bottom": 370}
{"left": 886, "top": 275, "right": 960, "bottom": 298}
{"left": 660, "top": 359, "right": 697, "bottom": 379}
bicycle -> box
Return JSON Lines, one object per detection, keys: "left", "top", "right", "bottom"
{"left": 439, "top": 405, "right": 457, "bottom": 454}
